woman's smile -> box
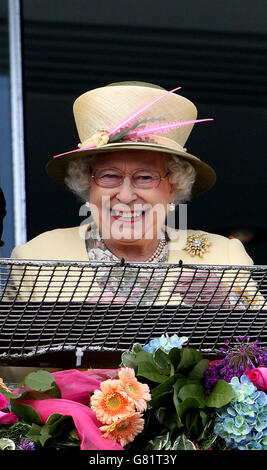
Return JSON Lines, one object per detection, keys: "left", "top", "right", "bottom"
{"left": 110, "top": 209, "right": 145, "bottom": 223}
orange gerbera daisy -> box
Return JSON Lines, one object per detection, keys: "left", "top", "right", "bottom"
{"left": 90, "top": 379, "right": 135, "bottom": 424}
{"left": 118, "top": 367, "right": 151, "bottom": 412}
{"left": 100, "top": 412, "right": 144, "bottom": 447}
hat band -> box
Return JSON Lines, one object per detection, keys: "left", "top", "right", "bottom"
{"left": 78, "top": 131, "right": 187, "bottom": 154}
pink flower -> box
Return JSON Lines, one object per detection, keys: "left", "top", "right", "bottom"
{"left": 245, "top": 367, "right": 267, "bottom": 391}
{"left": 0, "top": 392, "right": 18, "bottom": 425}
{"left": 0, "top": 392, "right": 7, "bottom": 410}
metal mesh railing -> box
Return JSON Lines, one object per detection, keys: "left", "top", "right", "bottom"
{"left": 0, "top": 258, "right": 266, "bottom": 360}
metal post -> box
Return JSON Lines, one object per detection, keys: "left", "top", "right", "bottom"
{"left": 8, "top": 0, "right": 27, "bottom": 246}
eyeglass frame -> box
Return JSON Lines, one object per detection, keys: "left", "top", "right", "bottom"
{"left": 90, "top": 168, "right": 170, "bottom": 189}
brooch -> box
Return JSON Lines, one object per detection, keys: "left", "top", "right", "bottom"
{"left": 183, "top": 233, "right": 211, "bottom": 257}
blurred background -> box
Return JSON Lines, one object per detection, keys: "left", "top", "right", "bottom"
{"left": 0, "top": 0, "right": 266, "bottom": 263}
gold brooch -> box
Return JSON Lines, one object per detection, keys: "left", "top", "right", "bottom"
{"left": 183, "top": 234, "right": 211, "bottom": 257}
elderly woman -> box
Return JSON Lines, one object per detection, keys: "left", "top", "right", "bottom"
{"left": 8, "top": 82, "right": 261, "bottom": 308}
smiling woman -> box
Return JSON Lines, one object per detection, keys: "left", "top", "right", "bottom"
{"left": 71, "top": 150, "right": 180, "bottom": 262}
{"left": 8, "top": 81, "right": 260, "bottom": 307}
{"left": 89, "top": 152, "right": 172, "bottom": 261}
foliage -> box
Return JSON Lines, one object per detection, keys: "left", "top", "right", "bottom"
{"left": 0, "top": 370, "right": 79, "bottom": 450}
{"left": 0, "top": 337, "right": 266, "bottom": 451}
{"left": 121, "top": 342, "right": 234, "bottom": 450}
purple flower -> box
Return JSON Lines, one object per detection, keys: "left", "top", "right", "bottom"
{"left": 204, "top": 337, "right": 267, "bottom": 395}
{"left": 16, "top": 439, "right": 35, "bottom": 450}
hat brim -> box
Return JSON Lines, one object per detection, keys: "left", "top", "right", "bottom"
{"left": 46, "top": 141, "right": 216, "bottom": 196}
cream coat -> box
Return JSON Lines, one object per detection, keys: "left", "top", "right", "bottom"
{"left": 4, "top": 224, "right": 264, "bottom": 310}
{"left": 11, "top": 225, "right": 253, "bottom": 265}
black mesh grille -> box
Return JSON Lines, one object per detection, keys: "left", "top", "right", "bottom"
{"left": 0, "top": 259, "right": 266, "bottom": 360}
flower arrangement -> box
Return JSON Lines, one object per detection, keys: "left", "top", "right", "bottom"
{"left": 0, "top": 335, "right": 266, "bottom": 451}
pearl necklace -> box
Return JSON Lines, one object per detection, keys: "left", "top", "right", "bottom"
{"left": 146, "top": 236, "right": 167, "bottom": 262}
{"left": 100, "top": 233, "right": 167, "bottom": 262}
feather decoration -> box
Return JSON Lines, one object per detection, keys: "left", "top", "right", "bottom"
{"left": 108, "top": 86, "right": 181, "bottom": 137}
{"left": 108, "top": 117, "right": 163, "bottom": 143}
{"left": 126, "top": 118, "right": 214, "bottom": 138}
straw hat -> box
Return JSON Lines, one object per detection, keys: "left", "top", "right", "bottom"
{"left": 46, "top": 81, "right": 216, "bottom": 195}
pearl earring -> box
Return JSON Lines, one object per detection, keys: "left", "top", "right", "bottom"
{"left": 85, "top": 201, "right": 90, "bottom": 208}
{"left": 168, "top": 202, "right": 176, "bottom": 212}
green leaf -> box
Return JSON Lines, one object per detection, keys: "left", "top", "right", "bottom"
{"left": 179, "top": 397, "right": 205, "bottom": 418}
{"left": 148, "top": 432, "right": 171, "bottom": 450}
{"left": 155, "top": 407, "right": 166, "bottom": 425}
{"left": 173, "top": 377, "right": 188, "bottom": 395}
{"left": 27, "top": 423, "right": 51, "bottom": 447}
{"left": 164, "top": 439, "right": 172, "bottom": 450}
{"left": 11, "top": 400, "right": 43, "bottom": 425}
{"left": 120, "top": 343, "right": 143, "bottom": 368}
{"left": 135, "top": 350, "right": 166, "bottom": 383}
{"left": 184, "top": 409, "right": 201, "bottom": 438}
{"left": 39, "top": 426, "right": 51, "bottom": 447}
{"left": 0, "top": 438, "right": 16, "bottom": 450}
{"left": 149, "top": 391, "right": 172, "bottom": 408}
{"left": 168, "top": 347, "right": 181, "bottom": 368}
{"left": 46, "top": 414, "right": 73, "bottom": 438}
{"left": 120, "top": 351, "right": 137, "bottom": 369}
{"left": 199, "top": 410, "right": 212, "bottom": 436}
{"left": 178, "top": 384, "right": 206, "bottom": 407}
{"left": 69, "top": 428, "right": 80, "bottom": 441}
{"left": 176, "top": 348, "right": 203, "bottom": 373}
{"left": 24, "top": 370, "right": 56, "bottom": 393}
{"left": 173, "top": 390, "right": 183, "bottom": 427}
{"left": 132, "top": 343, "right": 144, "bottom": 354}
{"left": 206, "top": 380, "right": 234, "bottom": 408}
{"left": 188, "top": 359, "right": 210, "bottom": 380}
{"left": 45, "top": 413, "right": 63, "bottom": 426}
{"left": 137, "top": 362, "right": 166, "bottom": 383}
{"left": 155, "top": 407, "right": 179, "bottom": 433}
{"left": 171, "top": 434, "right": 196, "bottom": 450}
{"left": 153, "top": 349, "right": 171, "bottom": 374}
{"left": 151, "top": 374, "right": 180, "bottom": 398}
{"left": 27, "top": 423, "right": 42, "bottom": 443}
{"left": 200, "top": 433, "right": 218, "bottom": 450}
{"left": 26, "top": 416, "right": 75, "bottom": 448}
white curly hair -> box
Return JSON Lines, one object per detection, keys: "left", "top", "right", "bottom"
{"left": 64, "top": 152, "right": 196, "bottom": 204}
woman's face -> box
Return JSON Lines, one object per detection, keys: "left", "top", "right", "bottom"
{"left": 89, "top": 150, "right": 176, "bottom": 245}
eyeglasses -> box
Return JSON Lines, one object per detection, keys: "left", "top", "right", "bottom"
{"left": 91, "top": 168, "right": 169, "bottom": 189}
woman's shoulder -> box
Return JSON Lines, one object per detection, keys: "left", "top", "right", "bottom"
{"left": 10, "top": 225, "right": 88, "bottom": 260}
{"left": 16, "top": 225, "right": 81, "bottom": 246}
{"left": 166, "top": 226, "right": 235, "bottom": 245}
{"left": 166, "top": 227, "right": 253, "bottom": 265}
{"left": 166, "top": 226, "right": 228, "bottom": 241}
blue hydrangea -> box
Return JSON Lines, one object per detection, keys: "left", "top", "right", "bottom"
{"left": 214, "top": 375, "right": 267, "bottom": 450}
{"left": 143, "top": 334, "right": 188, "bottom": 354}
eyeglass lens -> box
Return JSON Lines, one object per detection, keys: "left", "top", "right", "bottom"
{"left": 93, "top": 169, "right": 164, "bottom": 188}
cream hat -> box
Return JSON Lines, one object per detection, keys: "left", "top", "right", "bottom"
{"left": 46, "top": 81, "right": 216, "bottom": 195}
